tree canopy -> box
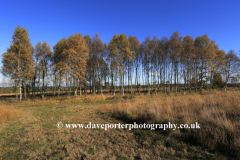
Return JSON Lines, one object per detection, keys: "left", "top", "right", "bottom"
{"left": 1, "top": 27, "right": 240, "bottom": 101}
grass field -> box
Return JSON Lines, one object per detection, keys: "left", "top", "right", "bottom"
{"left": 0, "top": 90, "right": 239, "bottom": 159}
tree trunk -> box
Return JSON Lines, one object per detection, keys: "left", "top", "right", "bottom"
{"left": 74, "top": 78, "right": 77, "bottom": 98}
{"left": 19, "top": 80, "right": 22, "bottom": 102}
{"left": 93, "top": 70, "right": 96, "bottom": 96}
{"left": 24, "top": 77, "right": 26, "bottom": 99}
{"left": 139, "top": 76, "right": 140, "bottom": 93}
{"left": 80, "top": 86, "right": 82, "bottom": 96}
{"left": 100, "top": 81, "right": 103, "bottom": 97}
{"left": 122, "top": 75, "right": 124, "bottom": 96}
{"left": 111, "top": 73, "right": 113, "bottom": 94}
{"left": 54, "top": 72, "right": 57, "bottom": 96}
{"left": 38, "top": 73, "right": 40, "bottom": 95}
{"left": 175, "top": 62, "right": 177, "bottom": 95}
{"left": 195, "top": 63, "right": 197, "bottom": 93}
{"left": 33, "top": 76, "right": 36, "bottom": 98}
{"left": 114, "top": 82, "right": 116, "bottom": 97}
{"left": 201, "top": 60, "right": 203, "bottom": 94}
{"left": 69, "top": 76, "right": 72, "bottom": 98}
{"left": 224, "top": 76, "right": 228, "bottom": 92}
{"left": 42, "top": 70, "right": 45, "bottom": 99}
{"left": 136, "top": 66, "right": 138, "bottom": 93}
{"left": 210, "top": 71, "right": 212, "bottom": 92}
{"left": 147, "top": 76, "right": 149, "bottom": 95}
{"left": 16, "top": 80, "right": 18, "bottom": 99}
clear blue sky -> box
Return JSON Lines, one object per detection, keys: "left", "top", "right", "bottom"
{"left": 0, "top": 0, "right": 240, "bottom": 81}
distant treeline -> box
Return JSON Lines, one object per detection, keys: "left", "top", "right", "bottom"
{"left": 0, "top": 83, "right": 239, "bottom": 95}
{"left": 1, "top": 26, "right": 240, "bottom": 101}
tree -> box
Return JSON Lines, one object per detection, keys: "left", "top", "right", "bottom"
{"left": 128, "top": 36, "right": 139, "bottom": 94}
{"left": 169, "top": 31, "right": 183, "bottom": 94}
{"left": 181, "top": 35, "right": 195, "bottom": 93}
{"left": 153, "top": 38, "right": 164, "bottom": 94}
{"left": 131, "top": 36, "right": 142, "bottom": 93}
{"left": 35, "top": 42, "right": 52, "bottom": 98}
{"left": 52, "top": 38, "right": 68, "bottom": 97}
{"left": 108, "top": 33, "right": 135, "bottom": 96}
{"left": 84, "top": 35, "right": 92, "bottom": 95}
{"left": 91, "top": 33, "right": 107, "bottom": 96}
{"left": 151, "top": 36, "right": 160, "bottom": 95}
{"left": 1, "top": 52, "right": 18, "bottom": 98}
{"left": 63, "top": 33, "right": 88, "bottom": 98}
{"left": 1, "top": 26, "right": 34, "bottom": 101}
{"left": 222, "top": 50, "right": 240, "bottom": 91}
{"left": 161, "top": 36, "right": 170, "bottom": 94}
{"left": 208, "top": 47, "right": 225, "bottom": 92}
{"left": 194, "top": 34, "right": 213, "bottom": 94}
{"left": 142, "top": 35, "right": 155, "bottom": 95}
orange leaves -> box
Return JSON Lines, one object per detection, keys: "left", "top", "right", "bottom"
{"left": 53, "top": 33, "right": 88, "bottom": 86}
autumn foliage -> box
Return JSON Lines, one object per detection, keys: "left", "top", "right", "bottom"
{"left": 1, "top": 26, "right": 240, "bottom": 101}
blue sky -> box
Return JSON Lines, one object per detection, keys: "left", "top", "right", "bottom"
{"left": 0, "top": 0, "right": 240, "bottom": 81}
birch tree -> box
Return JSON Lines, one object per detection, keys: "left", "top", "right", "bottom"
{"left": 182, "top": 35, "right": 195, "bottom": 93}
{"left": 53, "top": 38, "right": 68, "bottom": 97}
{"left": 63, "top": 33, "right": 88, "bottom": 98}
{"left": 169, "top": 31, "right": 183, "bottom": 94}
{"left": 91, "top": 33, "right": 107, "bottom": 96}
{"left": 1, "top": 26, "right": 34, "bottom": 101}
{"left": 128, "top": 36, "right": 139, "bottom": 94}
{"left": 108, "top": 33, "right": 135, "bottom": 96}
{"left": 194, "top": 34, "right": 213, "bottom": 94}
{"left": 222, "top": 50, "right": 240, "bottom": 91}
{"left": 35, "top": 42, "right": 52, "bottom": 98}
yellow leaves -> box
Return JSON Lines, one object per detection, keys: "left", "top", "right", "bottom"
{"left": 129, "top": 36, "right": 140, "bottom": 53}
{"left": 109, "top": 33, "right": 135, "bottom": 77}
{"left": 53, "top": 33, "right": 88, "bottom": 82}
{"left": 2, "top": 26, "right": 34, "bottom": 80}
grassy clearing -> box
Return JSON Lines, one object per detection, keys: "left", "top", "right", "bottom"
{"left": 0, "top": 91, "right": 239, "bottom": 159}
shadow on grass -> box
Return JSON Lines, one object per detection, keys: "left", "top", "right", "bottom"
{"left": 111, "top": 112, "right": 240, "bottom": 159}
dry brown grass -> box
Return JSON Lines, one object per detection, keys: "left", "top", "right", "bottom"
{"left": 107, "top": 91, "right": 240, "bottom": 158}
{"left": 2, "top": 94, "right": 110, "bottom": 107}
{"left": 1, "top": 90, "right": 239, "bottom": 159}
{"left": 0, "top": 105, "right": 20, "bottom": 124}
